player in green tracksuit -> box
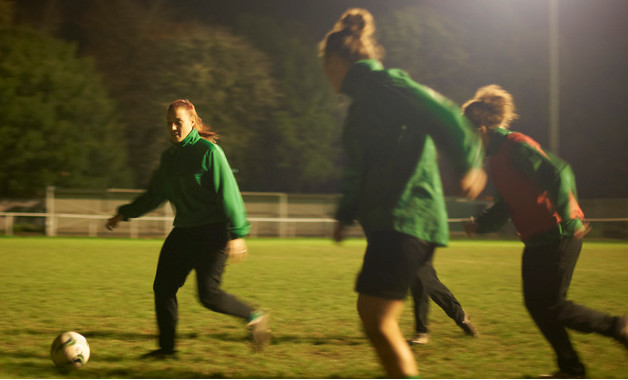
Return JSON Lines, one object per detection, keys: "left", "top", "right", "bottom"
{"left": 320, "top": 8, "right": 486, "bottom": 378}
{"left": 106, "top": 99, "right": 270, "bottom": 358}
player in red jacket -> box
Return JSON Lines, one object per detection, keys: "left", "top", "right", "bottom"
{"left": 463, "top": 85, "right": 627, "bottom": 378}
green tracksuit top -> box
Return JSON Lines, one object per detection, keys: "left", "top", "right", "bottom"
{"left": 118, "top": 128, "right": 251, "bottom": 239}
{"left": 336, "top": 59, "right": 483, "bottom": 246}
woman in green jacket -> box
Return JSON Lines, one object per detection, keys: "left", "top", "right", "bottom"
{"left": 320, "top": 8, "right": 486, "bottom": 378}
{"left": 106, "top": 99, "right": 270, "bottom": 358}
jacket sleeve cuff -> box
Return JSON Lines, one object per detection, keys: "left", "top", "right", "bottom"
{"left": 562, "top": 218, "right": 584, "bottom": 236}
{"left": 229, "top": 223, "right": 251, "bottom": 240}
{"left": 117, "top": 205, "right": 132, "bottom": 221}
{"left": 334, "top": 210, "right": 357, "bottom": 226}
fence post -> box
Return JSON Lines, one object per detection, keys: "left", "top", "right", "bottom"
{"left": 45, "top": 186, "right": 56, "bottom": 237}
{"left": 164, "top": 202, "right": 173, "bottom": 237}
{"left": 279, "top": 193, "right": 288, "bottom": 238}
{"left": 250, "top": 221, "right": 258, "bottom": 238}
{"left": 89, "top": 219, "right": 97, "bottom": 237}
{"left": 130, "top": 220, "right": 139, "bottom": 239}
{"left": 5, "top": 214, "right": 14, "bottom": 236}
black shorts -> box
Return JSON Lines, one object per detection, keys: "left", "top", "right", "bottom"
{"left": 356, "top": 230, "right": 435, "bottom": 300}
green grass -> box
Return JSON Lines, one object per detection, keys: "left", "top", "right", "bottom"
{"left": 0, "top": 237, "right": 626, "bottom": 378}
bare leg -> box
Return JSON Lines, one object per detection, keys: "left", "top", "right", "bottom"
{"left": 357, "top": 293, "right": 418, "bottom": 378}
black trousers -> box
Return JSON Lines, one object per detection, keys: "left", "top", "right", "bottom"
{"left": 153, "top": 223, "right": 253, "bottom": 351}
{"left": 522, "top": 237, "right": 622, "bottom": 376}
{"left": 410, "top": 258, "right": 465, "bottom": 333}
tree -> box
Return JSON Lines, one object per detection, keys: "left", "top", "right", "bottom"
{"left": 0, "top": 0, "right": 14, "bottom": 27}
{"left": 377, "top": 3, "right": 472, "bottom": 104}
{"left": 0, "top": 26, "right": 132, "bottom": 197}
{"left": 234, "top": 14, "right": 345, "bottom": 192}
{"left": 83, "top": 0, "right": 280, "bottom": 189}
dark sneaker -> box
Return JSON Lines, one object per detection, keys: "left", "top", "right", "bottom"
{"left": 140, "top": 348, "right": 177, "bottom": 360}
{"left": 409, "top": 333, "right": 430, "bottom": 345}
{"left": 459, "top": 312, "right": 479, "bottom": 337}
{"left": 538, "top": 370, "right": 585, "bottom": 379}
{"left": 247, "top": 310, "right": 271, "bottom": 350}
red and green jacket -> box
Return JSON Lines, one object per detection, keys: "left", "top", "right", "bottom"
{"left": 118, "top": 128, "right": 251, "bottom": 239}
{"left": 475, "top": 127, "right": 584, "bottom": 246}
{"left": 336, "top": 59, "right": 483, "bottom": 246}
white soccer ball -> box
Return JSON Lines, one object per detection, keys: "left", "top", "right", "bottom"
{"left": 50, "top": 331, "right": 90, "bottom": 369}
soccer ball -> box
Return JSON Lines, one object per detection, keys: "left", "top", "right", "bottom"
{"left": 50, "top": 331, "right": 90, "bottom": 369}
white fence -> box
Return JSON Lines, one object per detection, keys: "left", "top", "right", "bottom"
{"left": 0, "top": 212, "right": 337, "bottom": 238}
{"left": 2, "top": 211, "right": 626, "bottom": 239}
{"left": 0, "top": 187, "right": 487, "bottom": 238}
{"left": 1, "top": 187, "right": 627, "bottom": 239}
{"left": 0, "top": 211, "right": 480, "bottom": 238}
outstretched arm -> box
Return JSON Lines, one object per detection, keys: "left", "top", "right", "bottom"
{"left": 105, "top": 164, "right": 167, "bottom": 230}
{"left": 466, "top": 195, "right": 510, "bottom": 236}
{"left": 400, "top": 83, "right": 486, "bottom": 199}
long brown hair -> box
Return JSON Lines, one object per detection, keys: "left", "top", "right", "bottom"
{"left": 168, "top": 99, "right": 218, "bottom": 143}
{"left": 319, "top": 8, "right": 384, "bottom": 63}
{"left": 462, "top": 85, "right": 519, "bottom": 129}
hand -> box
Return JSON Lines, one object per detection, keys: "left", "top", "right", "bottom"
{"left": 225, "top": 238, "right": 248, "bottom": 264}
{"left": 463, "top": 218, "right": 478, "bottom": 237}
{"left": 333, "top": 222, "right": 346, "bottom": 243}
{"left": 573, "top": 221, "right": 592, "bottom": 239}
{"left": 106, "top": 214, "right": 123, "bottom": 231}
{"left": 460, "top": 168, "right": 487, "bottom": 200}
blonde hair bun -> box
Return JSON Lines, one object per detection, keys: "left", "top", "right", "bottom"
{"left": 339, "top": 8, "right": 375, "bottom": 37}
{"left": 320, "top": 8, "right": 383, "bottom": 62}
{"left": 462, "top": 85, "right": 519, "bottom": 129}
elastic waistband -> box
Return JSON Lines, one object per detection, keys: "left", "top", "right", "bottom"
{"left": 174, "top": 222, "right": 226, "bottom": 232}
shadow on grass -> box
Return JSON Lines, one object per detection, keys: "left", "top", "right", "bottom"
{"left": 0, "top": 349, "right": 86, "bottom": 378}
{"left": 0, "top": 331, "right": 369, "bottom": 379}
{"left": 92, "top": 368, "right": 231, "bottom": 379}
{"left": 4, "top": 328, "right": 156, "bottom": 341}
{"left": 0, "top": 347, "right": 233, "bottom": 379}
{"left": 6, "top": 327, "right": 366, "bottom": 347}
{"left": 0, "top": 349, "right": 49, "bottom": 361}
{"left": 205, "top": 330, "right": 366, "bottom": 346}
{"left": 270, "top": 333, "right": 366, "bottom": 346}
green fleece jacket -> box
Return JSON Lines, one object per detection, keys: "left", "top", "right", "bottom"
{"left": 118, "top": 128, "right": 250, "bottom": 239}
{"left": 336, "top": 59, "right": 483, "bottom": 246}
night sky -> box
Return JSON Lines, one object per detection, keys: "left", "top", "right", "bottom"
{"left": 15, "top": 0, "right": 628, "bottom": 198}
{"left": 205, "top": 0, "right": 628, "bottom": 199}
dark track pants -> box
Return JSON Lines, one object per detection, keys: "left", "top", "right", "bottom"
{"left": 410, "top": 259, "right": 466, "bottom": 333}
{"left": 522, "top": 237, "right": 623, "bottom": 376}
{"left": 153, "top": 223, "right": 253, "bottom": 351}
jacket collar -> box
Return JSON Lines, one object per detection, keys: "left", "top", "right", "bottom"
{"left": 486, "top": 127, "right": 511, "bottom": 156}
{"left": 341, "top": 59, "right": 384, "bottom": 98}
{"left": 174, "top": 127, "right": 200, "bottom": 148}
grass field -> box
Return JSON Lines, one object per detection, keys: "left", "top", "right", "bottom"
{"left": 0, "top": 237, "right": 626, "bottom": 379}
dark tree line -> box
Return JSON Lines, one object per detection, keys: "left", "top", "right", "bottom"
{"left": 3, "top": 0, "right": 627, "bottom": 197}
{"left": 4, "top": 0, "right": 343, "bottom": 196}
{"left": 0, "top": 2, "right": 132, "bottom": 196}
